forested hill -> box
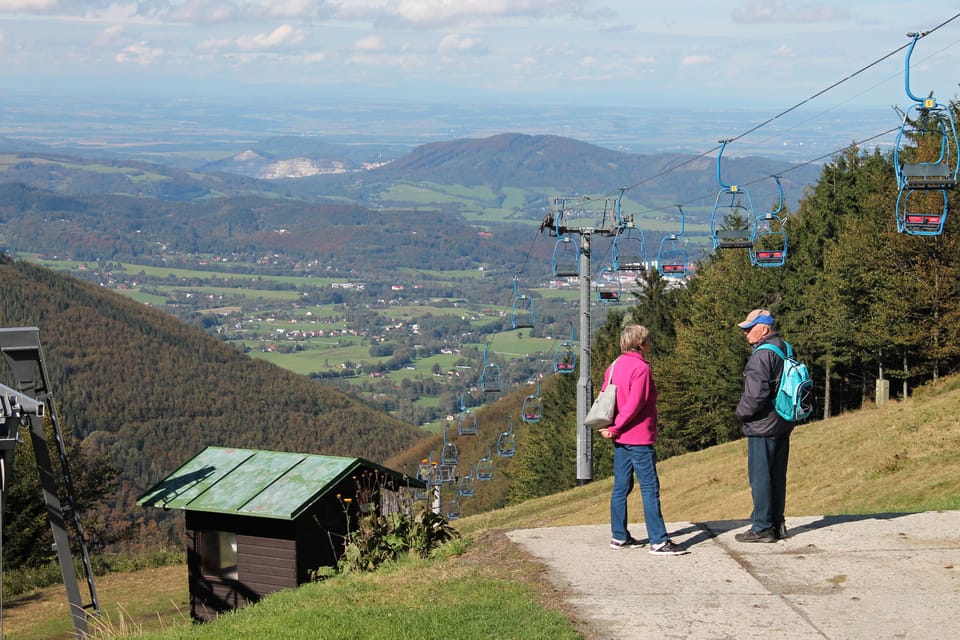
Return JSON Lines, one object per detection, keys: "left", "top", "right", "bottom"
{"left": 0, "top": 133, "right": 821, "bottom": 218}
{"left": 0, "top": 255, "right": 428, "bottom": 496}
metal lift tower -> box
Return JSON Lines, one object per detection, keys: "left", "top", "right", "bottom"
{"left": 543, "top": 199, "right": 620, "bottom": 485}
{"left": 0, "top": 327, "right": 100, "bottom": 637}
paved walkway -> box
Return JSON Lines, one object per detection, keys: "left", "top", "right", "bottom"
{"left": 507, "top": 511, "right": 960, "bottom": 640}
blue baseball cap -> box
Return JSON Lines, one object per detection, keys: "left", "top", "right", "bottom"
{"left": 737, "top": 309, "right": 775, "bottom": 329}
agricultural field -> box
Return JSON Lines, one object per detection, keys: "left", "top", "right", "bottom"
{"left": 29, "top": 255, "right": 594, "bottom": 430}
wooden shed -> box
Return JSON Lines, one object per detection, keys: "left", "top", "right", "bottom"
{"left": 137, "top": 446, "right": 425, "bottom": 621}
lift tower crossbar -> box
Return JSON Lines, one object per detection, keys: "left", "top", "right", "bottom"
{"left": 545, "top": 198, "right": 620, "bottom": 484}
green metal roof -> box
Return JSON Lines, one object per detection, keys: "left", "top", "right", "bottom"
{"left": 137, "top": 446, "right": 424, "bottom": 520}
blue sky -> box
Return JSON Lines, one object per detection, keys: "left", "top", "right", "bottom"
{"left": 1, "top": 1, "right": 956, "bottom": 109}
{"left": 0, "top": 1, "right": 958, "bottom": 160}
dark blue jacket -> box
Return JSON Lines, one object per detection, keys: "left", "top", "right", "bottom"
{"left": 736, "top": 332, "right": 793, "bottom": 437}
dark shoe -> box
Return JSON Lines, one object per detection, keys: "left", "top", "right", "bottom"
{"left": 610, "top": 536, "right": 645, "bottom": 549}
{"left": 735, "top": 528, "right": 777, "bottom": 543}
{"left": 649, "top": 540, "right": 690, "bottom": 555}
{"left": 774, "top": 522, "right": 788, "bottom": 540}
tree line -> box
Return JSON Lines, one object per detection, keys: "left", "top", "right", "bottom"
{"left": 503, "top": 107, "right": 960, "bottom": 502}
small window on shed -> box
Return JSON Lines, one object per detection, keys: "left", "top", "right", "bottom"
{"left": 199, "top": 531, "right": 238, "bottom": 581}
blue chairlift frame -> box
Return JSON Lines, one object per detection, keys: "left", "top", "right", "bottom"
{"left": 441, "top": 423, "right": 459, "bottom": 466}
{"left": 750, "top": 176, "right": 788, "bottom": 268}
{"left": 457, "top": 393, "right": 478, "bottom": 436}
{"left": 497, "top": 418, "right": 516, "bottom": 458}
{"left": 612, "top": 189, "right": 649, "bottom": 271}
{"left": 893, "top": 32, "right": 958, "bottom": 236}
{"left": 595, "top": 266, "right": 622, "bottom": 303}
{"left": 552, "top": 235, "right": 580, "bottom": 277}
{"left": 510, "top": 275, "right": 536, "bottom": 329}
{"left": 553, "top": 327, "right": 577, "bottom": 374}
{"left": 521, "top": 381, "right": 542, "bottom": 424}
{"left": 444, "top": 496, "right": 462, "bottom": 520}
{"left": 479, "top": 343, "right": 502, "bottom": 393}
{"left": 476, "top": 448, "right": 494, "bottom": 481}
{"left": 458, "top": 463, "right": 476, "bottom": 497}
{"left": 657, "top": 204, "right": 688, "bottom": 278}
{"left": 710, "top": 139, "right": 756, "bottom": 249}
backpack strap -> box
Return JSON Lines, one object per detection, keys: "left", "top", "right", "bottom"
{"left": 756, "top": 341, "right": 793, "bottom": 360}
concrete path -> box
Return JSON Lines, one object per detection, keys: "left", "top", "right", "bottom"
{"left": 507, "top": 511, "right": 960, "bottom": 640}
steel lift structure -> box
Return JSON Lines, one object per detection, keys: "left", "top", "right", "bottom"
{"left": 0, "top": 327, "right": 100, "bottom": 637}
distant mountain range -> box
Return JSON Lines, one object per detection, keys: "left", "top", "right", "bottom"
{"left": 1, "top": 132, "right": 822, "bottom": 214}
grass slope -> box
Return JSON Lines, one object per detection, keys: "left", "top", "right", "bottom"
{"left": 7, "top": 376, "right": 960, "bottom": 639}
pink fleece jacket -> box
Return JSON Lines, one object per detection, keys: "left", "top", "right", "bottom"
{"left": 599, "top": 350, "right": 658, "bottom": 445}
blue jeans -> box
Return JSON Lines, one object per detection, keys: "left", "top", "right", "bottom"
{"left": 610, "top": 443, "right": 669, "bottom": 544}
{"left": 747, "top": 435, "right": 790, "bottom": 532}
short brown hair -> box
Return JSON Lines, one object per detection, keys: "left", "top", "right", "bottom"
{"left": 620, "top": 324, "right": 651, "bottom": 352}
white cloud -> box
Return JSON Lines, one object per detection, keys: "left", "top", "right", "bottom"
{"left": 254, "top": 0, "right": 333, "bottom": 20}
{"left": 92, "top": 24, "right": 126, "bottom": 47}
{"left": 681, "top": 54, "right": 711, "bottom": 66}
{"left": 334, "top": 0, "right": 605, "bottom": 29}
{"left": 732, "top": 0, "right": 850, "bottom": 24}
{"left": 199, "top": 23, "right": 305, "bottom": 52}
{"left": 303, "top": 51, "right": 326, "bottom": 63}
{"left": 0, "top": 0, "right": 60, "bottom": 11}
{"left": 353, "top": 35, "right": 385, "bottom": 52}
{"left": 773, "top": 44, "right": 794, "bottom": 57}
{"left": 437, "top": 33, "right": 485, "bottom": 56}
{"left": 238, "top": 23, "right": 304, "bottom": 49}
{"left": 115, "top": 40, "right": 164, "bottom": 64}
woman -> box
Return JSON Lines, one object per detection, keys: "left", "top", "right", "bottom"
{"left": 598, "top": 324, "right": 688, "bottom": 555}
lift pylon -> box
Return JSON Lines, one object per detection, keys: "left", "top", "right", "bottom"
{"left": 0, "top": 327, "right": 100, "bottom": 637}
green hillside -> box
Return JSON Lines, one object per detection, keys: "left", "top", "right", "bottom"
{"left": 0, "top": 254, "right": 429, "bottom": 541}
{"left": 5, "top": 370, "right": 959, "bottom": 639}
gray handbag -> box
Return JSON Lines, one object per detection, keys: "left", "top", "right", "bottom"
{"left": 585, "top": 358, "right": 618, "bottom": 429}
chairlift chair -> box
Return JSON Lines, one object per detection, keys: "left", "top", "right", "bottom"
{"left": 892, "top": 32, "right": 959, "bottom": 236}
{"left": 749, "top": 177, "right": 788, "bottom": 267}
{"left": 418, "top": 452, "right": 443, "bottom": 487}
{"left": 521, "top": 382, "right": 542, "bottom": 424}
{"left": 479, "top": 344, "right": 502, "bottom": 393}
{"left": 657, "top": 204, "right": 688, "bottom": 278}
{"left": 457, "top": 393, "right": 478, "bottom": 436}
{"left": 414, "top": 458, "right": 431, "bottom": 500}
{"left": 458, "top": 464, "right": 476, "bottom": 497}
{"left": 553, "top": 327, "right": 577, "bottom": 374}
{"left": 510, "top": 276, "right": 536, "bottom": 329}
{"left": 476, "top": 449, "right": 494, "bottom": 481}
{"left": 496, "top": 418, "right": 516, "bottom": 458}
{"left": 612, "top": 225, "right": 648, "bottom": 271}
{"left": 897, "top": 189, "right": 949, "bottom": 235}
{"left": 444, "top": 497, "right": 462, "bottom": 520}
{"left": 710, "top": 139, "right": 756, "bottom": 250}
{"left": 440, "top": 424, "right": 459, "bottom": 466}
{"left": 552, "top": 235, "right": 580, "bottom": 277}
{"left": 594, "top": 266, "right": 622, "bottom": 303}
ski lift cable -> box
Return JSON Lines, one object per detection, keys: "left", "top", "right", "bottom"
{"left": 743, "top": 37, "right": 960, "bottom": 152}
{"left": 600, "top": 15, "right": 960, "bottom": 202}
{"left": 624, "top": 125, "right": 903, "bottom": 221}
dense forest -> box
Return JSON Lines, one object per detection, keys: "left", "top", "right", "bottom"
{"left": 0, "top": 255, "right": 430, "bottom": 563}
{"left": 402, "top": 107, "right": 960, "bottom": 514}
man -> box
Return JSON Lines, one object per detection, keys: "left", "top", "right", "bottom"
{"left": 735, "top": 308, "right": 793, "bottom": 543}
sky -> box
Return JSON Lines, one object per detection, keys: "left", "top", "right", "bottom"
{"left": 0, "top": 1, "right": 958, "bottom": 157}
{"left": 1, "top": 1, "right": 956, "bottom": 106}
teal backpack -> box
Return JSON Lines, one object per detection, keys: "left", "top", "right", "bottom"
{"left": 756, "top": 342, "right": 813, "bottom": 422}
